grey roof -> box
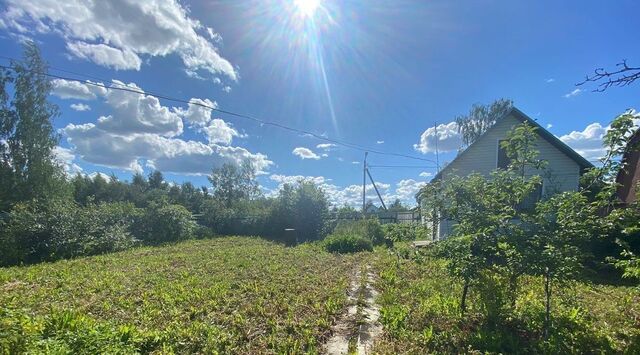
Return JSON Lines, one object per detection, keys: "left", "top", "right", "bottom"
{"left": 431, "top": 107, "right": 594, "bottom": 182}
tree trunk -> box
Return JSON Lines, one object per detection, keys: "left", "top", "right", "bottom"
{"left": 544, "top": 267, "right": 551, "bottom": 340}
{"left": 460, "top": 278, "right": 470, "bottom": 317}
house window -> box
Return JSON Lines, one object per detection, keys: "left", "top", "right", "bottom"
{"left": 497, "top": 140, "right": 511, "bottom": 169}
{"left": 517, "top": 183, "right": 543, "bottom": 211}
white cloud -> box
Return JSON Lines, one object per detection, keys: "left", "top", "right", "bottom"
{"left": 414, "top": 121, "right": 462, "bottom": 154}
{"left": 270, "top": 174, "right": 327, "bottom": 186}
{"left": 546, "top": 123, "right": 553, "bottom": 129}
{"left": 546, "top": 78, "right": 555, "bottom": 83}
{"left": 266, "top": 174, "right": 424, "bottom": 207}
{"left": 173, "top": 99, "right": 243, "bottom": 145}
{"left": 419, "top": 171, "right": 433, "bottom": 178}
{"left": 558, "top": 111, "right": 640, "bottom": 161}
{"left": 206, "top": 27, "right": 223, "bottom": 43}
{"left": 67, "top": 42, "right": 142, "bottom": 71}
{"left": 70, "top": 103, "right": 90, "bottom": 111}
{"left": 222, "top": 86, "right": 232, "bottom": 93}
{"left": 351, "top": 161, "right": 359, "bottom": 164}
{"left": 97, "top": 80, "right": 183, "bottom": 137}
{"left": 53, "top": 146, "right": 82, "bottom": 175}
{"left": 559, "top": 122, "right": 608, "bottom": 161}
{"left": 1, "top": 0, "right": 236, "bottom": 80}
{"left": 316, "top": 143, "right": 337, "bottom": 150}
{"left": 564, "top": 88, "right": 582, "bottom": 98}
{"left": 64, "top": 124, "right": 271, "bottom": 175}
{"left": 392, "top": 179, "right": 426, "bottom": 203}
{"left": 174, "top": 98, "right": 217, "bottom": 126}
{"left": 376, "top": 140, "right": 384, "bottom": 144}
{"left": 51, "top": 79, "right": 107, "bottom": 100}
{"left": 88, "top": 172, "right": 113, "bottom": 181}
{"left": 293, "top": 147, "right": 321, "bottom": 160}
{"left": 59, "top": 80, "right": 270, "bottom": 175}
{"left": 201, "top": 119, "right": 242, "bottom": 145}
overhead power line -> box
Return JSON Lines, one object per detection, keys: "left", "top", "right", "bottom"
{"left": 367, "top": 165, "right": 436, "bottom": 169}
{"left": 0, "top": 58, "right": 436, "bottom": 163}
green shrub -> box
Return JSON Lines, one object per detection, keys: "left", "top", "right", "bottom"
{"left": 332, "top": 218, "right": 385, "bottom": 245}
{"left": 0, "top": 199, "right": 138, "bottom": 266}
{"left": 383, "top": 223, "right": 430, "bottom": 243}
{"left": 140, "top": 203, "right": 196, "bottom": 244}
{"left": 323, "top": 234, "right": 373, "bottom": 253}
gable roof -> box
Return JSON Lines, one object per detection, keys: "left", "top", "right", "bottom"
{"left": 431, "top": 107, "right": 594, "bottom": 182}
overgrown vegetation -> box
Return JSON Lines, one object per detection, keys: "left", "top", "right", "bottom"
{"left": 416, "top": 110, "right": 640, "bottom": 349}
{"left": 0, "top": 237, "right": 360, "bottom": 353}
{"left": 382, "top": 223, "right": 430, "bottom": 244}
{"left": 372, "top": 249, "right": 640, "bottom": 353}
{"left": 324, "top": 234, "right": 373, "bottom": 254}
{"left": 324, "top": 219, "right": 384, "bottom": 253}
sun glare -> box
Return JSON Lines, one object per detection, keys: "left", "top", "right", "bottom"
{"left": 294, "top": 0, "right": 320, "bottom": 17}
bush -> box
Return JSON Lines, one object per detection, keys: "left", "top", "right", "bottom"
{"left": 323, "top": 234, "right": 373, "bottom": 253}
{"left": 0, "top": 199, "right": 138, "bottom": 266}
{"left": 383, "top": 223, "right": 430, "bottom": 243}
{"left": 139, "top": 203, "right": 196, "bottom": 244}
{"left": 333, "top": 218, "right": 385, "bottom": 245}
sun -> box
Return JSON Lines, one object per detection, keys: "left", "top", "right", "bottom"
{"left": 294, "top": 0, "right": 321, "bottom": 18}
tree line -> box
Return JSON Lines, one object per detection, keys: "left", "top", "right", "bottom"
{"left": 0, "top": 42, "right": 358, "bottom": 266}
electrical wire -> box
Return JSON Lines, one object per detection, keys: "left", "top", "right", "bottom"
{"left": 0, "top": 58, "right": 437, "bottom": 163}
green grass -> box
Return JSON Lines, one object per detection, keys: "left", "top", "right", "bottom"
{"left": 371, "top": 246, "right": 640, "bottom": 354}
{"left": 3, "top": 237, "right": 638, "bottom": 354}
{"left": 0, "top": 237, "right": 360, "bottom": 354}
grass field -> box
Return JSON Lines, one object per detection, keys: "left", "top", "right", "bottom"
{"left": 2, "top": 237, "right": 639, "bottom": 354}
{"left": 0, "top": 237, "right": 361, "bottom": 354}
{"left": 371, "top": 248, "right": 640, "bottom": 354}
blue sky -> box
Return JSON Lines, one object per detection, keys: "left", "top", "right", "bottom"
{"left": 1, "top": 0, "right": 639, "bottom": 206}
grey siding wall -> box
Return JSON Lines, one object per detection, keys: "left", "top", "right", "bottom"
{"left": 433, "top": 113, "right": 582, "bottom": 240}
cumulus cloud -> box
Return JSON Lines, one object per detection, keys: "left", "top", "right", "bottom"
{"left": 316, "top": 143, "right": 337, "bottom": 150}
{"left": 174, "top": 98, "right": 217, "bottom": 126}
{"left": 270, "top": 174, "right": 328, "bottom": 186}
{"left": 64, "top": 124, "right": 271, "bottom": 175}
{"left": 1, "top": 0, "right": 236, "bottom": 80}
{"left": 419, "top": 171, "right": 433, "bottom": 178}
{"left": 173, "top": 99, "right": 244, "bottom": 145}
{"left": 266, "top": 173, "right": 425, "bottom": 207}
{"left": 97, "top": 80, "right": 183, "bottom": 137}
{"left": 70, "top": 103, "right": 90, "bottom": 111}
{"left": 53, "top": 146, "right": 83, "bottom": 175}
{"left": 559, "top": 113, "right": 640, "bottom": 161}
{"left": 293, "top": 147, "right": 321, "bottom": 160}
{"left": 58, "top": 80, "right": 270, "bottom": 175}
{"left": 201, "top": 119, "right": 243, "bottom": 145}
{"left": 392, "top": 179, "right": 426, "bottom": 202}
{"left": 376, "top": 140, "right": 384, "bottom": 144}
{"left": 546, "top": 78, "right": 555, "bottom": 83}
{"left": 51, "top": 79, "right": 107, "bottom": 100}
{"left": 558, "top": 122, "right": 608, "bottom": 161}
{"left": 414, "top": 121, "right": 462, "bottom": 154}
{"left": 564, "top": 88, "right": 582, "bottom": 98}
{"left": 67, "top": 42, "right": 142, "bottom": 70}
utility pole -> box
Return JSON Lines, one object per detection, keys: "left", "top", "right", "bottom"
{"left": 434, "top": 121, "right": 440, "bottom": 173}
{"left": 362, "top": 152, "right": 368, "bottom": 217}
{"left": 366, "top": 167, "right": 387, "bottom": 210}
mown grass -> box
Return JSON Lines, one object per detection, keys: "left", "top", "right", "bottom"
{"left": 371, "top": 247, "right": 640, "bottom": 354}
{"left": 0, "top": 236, "right": 361, "bottom": 354}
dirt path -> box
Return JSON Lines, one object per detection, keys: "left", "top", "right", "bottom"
{"left": 324, "top": 265, "right": 382, "bottom": 355}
